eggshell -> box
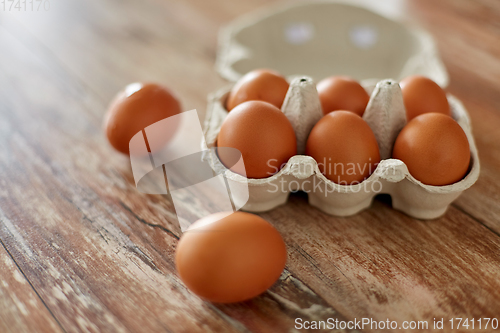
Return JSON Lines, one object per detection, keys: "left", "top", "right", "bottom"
{"left": 217, "top": 100, "right": 297, "bottom": 178}
{"left": 316, "top": 76, "right": 370, "bottom": 116}
{"left": 175, "top": 212, "right": 287, "bottom": 303}
{"left": 306, "top": 111, "right": 380, "bottom": 184}
{"left": 104, "top": 83, "right": 181, "bottom": 155}
{"left": 400, "top": 75, "right": 451, "bottom": 120}
{"left": 393, "top": 113, "right": 470, "bottom": 186}
{"left": 226, "top": 69, "right": 289, "bottom": 111}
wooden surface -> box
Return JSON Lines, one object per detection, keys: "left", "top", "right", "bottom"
{"left": 1, "top": 0, "right": 500, "bottom": 332}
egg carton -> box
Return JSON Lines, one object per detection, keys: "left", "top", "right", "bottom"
{"left": 202, "top": 77, "right": 480, "bottom": 219}
{"left": 216, "top": 1, "right": 449, "bottom": 87}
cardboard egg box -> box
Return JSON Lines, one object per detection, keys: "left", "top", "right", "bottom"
{"left": 203, "top": 78, "right": 479, "bottom": 219}
{"left": 216, "top": 1, "right": 450, "bottom": 86}
{"left": 202, "top": 1, "right": 480, "bottom": 219}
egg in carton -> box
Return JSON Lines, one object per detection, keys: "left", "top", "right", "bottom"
{"left": 203, "top": 77, "right": 480, "bottom": 219}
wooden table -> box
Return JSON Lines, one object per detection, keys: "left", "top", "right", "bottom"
{"left": 1, "top": 0, "right": 499, "bottom": 332}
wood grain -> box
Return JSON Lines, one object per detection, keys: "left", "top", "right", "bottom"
{"left": 0, "top": 0, "right": 499, "bottom": 332}
{"left": 0, "top": 240, "right": 63, "bottom": 333}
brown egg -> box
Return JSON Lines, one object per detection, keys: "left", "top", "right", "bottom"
{"left": 316, "top": 76, "right": 370, "bottom": 116}
{"left": 399, "top": 75, "right": 451, "bottom": 121}
{"left": 393, "top": 113, "right": 470, "bottom": 186}
{"left": 175, "top": 212, "right": 287, "bottom": 303}
{"left": 217, "top": 101, "right": 297, "bottom": 179}
{"left": 226, "top": 69, "right": 290, "bottom": 111}
{"left": 306, "top": 111, "right": 380, "bottom": 184}
{"left": 104, "top": 82, "right": 181, "bottom": 155}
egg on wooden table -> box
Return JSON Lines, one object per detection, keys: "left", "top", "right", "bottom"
{"left": 399, "top": 75, "right": 451, "bottom": 121}
{"left": 104, "top": 82, "right": 181, "bottom": 155}
{"left": 393, "top": 112, "right": 470, "bottom": 186}
{"left": 226, "top": 69, "right": 290, "bottom": 111}
{"left": 217, "top": 100, "right": 297, "bottom": 179}
{"left": 175, "top": 212, "right": 287, "bottom": 303}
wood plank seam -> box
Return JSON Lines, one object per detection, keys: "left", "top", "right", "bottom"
{"left": 0, "top": 235, "right": 67, "bottom": 333}
{"left": 452, "top": 203, "right": 500, "bottom": 238}
{"left": 119, "top": 201, "right": 180, "bottom": 240}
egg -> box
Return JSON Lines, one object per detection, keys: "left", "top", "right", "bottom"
{"left": 104, "top": 82, "right": 181, "bottom": 155}
{"left": 393, "top": 113, "right": 470, "bottom": 186}
{"left": 226, "top": 69, "right": 290, "bottom": 111}
{"left": 306, "top": 111, "right": 380, "bottom": 184}
{"left": 175, "top": 212, "right": 287, "bottom": 303}
{"left": 316, "top": 76, "right": 370, "bottom": 116}
{"left": 217, "top": 101, "right": 297, "bottom": 179}
{"left": 399, "top": 75, "right": 451, "bottom": 121}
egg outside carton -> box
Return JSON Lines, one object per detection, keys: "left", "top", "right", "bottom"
{"left": 202, "top": 77, "right": 480, "bottom": 219}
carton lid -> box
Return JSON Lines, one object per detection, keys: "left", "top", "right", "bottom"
{"left": 216, "top": 1, "right": 449, "bottom": 87}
